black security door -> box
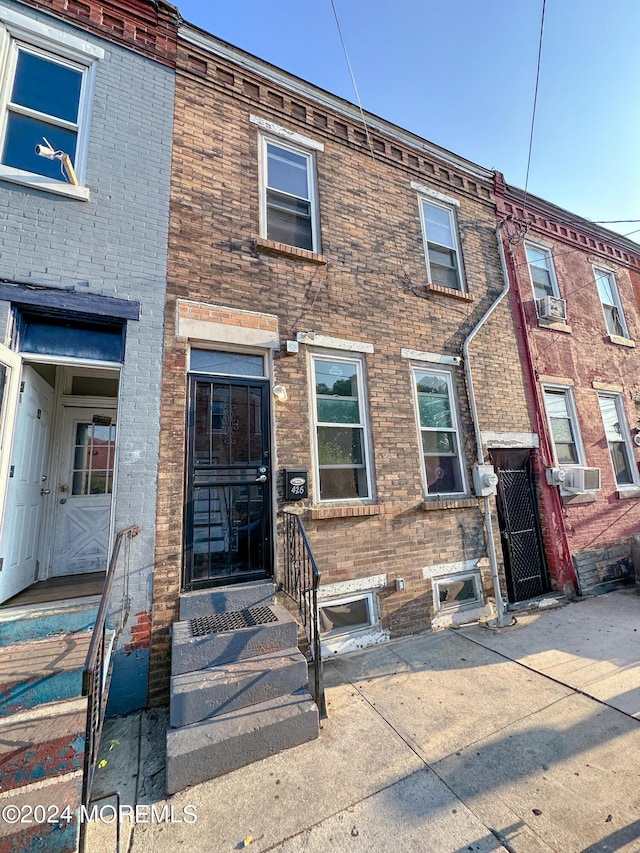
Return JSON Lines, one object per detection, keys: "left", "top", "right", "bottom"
{"left": 185, "top": 376, "right": 272, "bottom": 589}
{"left": 491, "top": 449, "right": 549, "bottom": 603}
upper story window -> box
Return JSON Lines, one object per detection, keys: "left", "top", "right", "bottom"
{"left": 311, "top": 354, "right": 371, "bottom": 501}
{"left": 597, "top": 393, "right": 637, "bottom": 488}
{"left": 412, "top": 367, "right": 465, "bottom": 496}
{"left": 419, "top": 199, "right": 464, "bottom": 291}
{"left": 542, "top": 386, "right": 583, "bottom": 466}
{"left": 261, "top": 137, "right": 319, "bottom": 252}
{"left": 0, "top": 8, "right": 102, "bottom": 199}
{"left": 594, "top": 267, "right": 628, "bottom": 338}
{"left": 525, "top": 243, "right": 559, "bottom": 301}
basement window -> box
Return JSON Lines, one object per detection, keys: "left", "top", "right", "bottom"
{"left": 433, "top": 572, "right": 482, "bottom": 612}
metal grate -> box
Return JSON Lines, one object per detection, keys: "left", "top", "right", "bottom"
{"left": 498, "top": 469, "right": 547, "bottom": 602}
{"left": 190, "top": 605, "right": 277, "bottom": 637}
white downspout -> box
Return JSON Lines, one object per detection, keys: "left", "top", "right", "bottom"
{"left": 462, "top": 218, "right": 512, "bottom": 628}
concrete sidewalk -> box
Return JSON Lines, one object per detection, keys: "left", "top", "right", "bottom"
{"left": 88, "top": 589, "right": 640, "bottom": 853}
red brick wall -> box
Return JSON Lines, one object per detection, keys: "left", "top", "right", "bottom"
{"left": 497, "top": 179, "right": 640, "bottom": 591}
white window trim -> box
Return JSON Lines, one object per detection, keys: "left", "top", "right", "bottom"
{"left": 410, "top": 181, "right": 460, "bottom": 208}
{"left": 0, "top": 9, "right": 102, "bottom": 199}
{"left": 411, "top": 365, "right": 468, "bottom": 498}
{"left": 310, "top": 351, "right": 373, "bottom": 504}
{"left": 250, "top": 115, "right": 323, "bottom": 151}
{"left": 432, "top": 571, "right": 483, "bottom": 613}
{"left": 417, "top": 195, "right": 466, "bottom": 291}
{"left": 593, "top": 265, "right": 629, "bottom": 339}
{"left": 524, "top": 241, "right": 560, "bottom": 302}
{"left": 541, "top": 384, "right": 586, "bottom": 468}
{"left": 318, "top": 589, "right": 388, "bottom": 658}
{"left": 597, "top": 391, "right": 639, "bottom": 489}
{"left": 258, "top": 133, "right": 320, "bottom": 253}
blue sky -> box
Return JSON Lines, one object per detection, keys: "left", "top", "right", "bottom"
{"left": 176, "top": 0, "right": 640, "bottom": 241}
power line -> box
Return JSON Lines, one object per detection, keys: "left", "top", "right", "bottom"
{"left": 521, "top": 0, "right": 546, "bottom": 215}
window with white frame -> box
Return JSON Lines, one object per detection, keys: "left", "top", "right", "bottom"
{"left": 542, "top": 386, "right": 583, "bottom": 466}
{"left": 525, "top": 243, "right": 559, "bottom": 302}
{"left": 412, "top": 367, "right": 465, "bottom": 495}
{"left": 319, "top": 591, "right": 376, "bottom": 637}
{"left": 594, "top": 267, "right": 628, "bottom": 338}
{"left": 261, "top": 136, "right": 318, "bottom": 252}
{"left": 0, "top": 10, "right": 101, "bottom": 193}
{"left": 433, "top": 572, "right": 482, "bottom": 612}
{"left": 311, "top": 354, "right": 371, "bottom": 501}
{"left": 419, "top": 199, "right": 464, "bottom": 290}
{"left": 597, "top": 393, "right": 637, "bottom": 487}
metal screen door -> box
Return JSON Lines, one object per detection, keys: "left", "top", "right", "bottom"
{"left": 185, "top": 376, "right": 272, "bottom": 590}
{"left": 495, "top": 455, "right": 549, "bottom": 603}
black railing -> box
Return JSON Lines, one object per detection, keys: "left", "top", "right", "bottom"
{"left": 79, "top": 524, "right": 140, "bottom": 853}
{"left": 280, "top": 511, "right": 326, "bottom": 717}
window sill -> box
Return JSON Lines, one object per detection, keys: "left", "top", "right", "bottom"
{"left": 0, "top": 165, "right": 90, "bottom": 201}
{"left": 561, "top": 492, "right": 598, "bottom": 506}
{"left": 421, "top": 497, "right": 478, "bottom": 511}
{"left": 252, "top": 238, "right": 326, "bottom": 264}
{"left": 617, "top": 487, "right": 640, "bottom": 500}
{"left": 308, "top": 504, "right": 383, "bottom": 520}
{"left": 607, "top": 334, "right": 635, "bottom": 348}
{"left": 538, "top": 318, "right": 572, "bottom": 334}
{"left": 427, "top": 283, "right": 473, "bottom": 302}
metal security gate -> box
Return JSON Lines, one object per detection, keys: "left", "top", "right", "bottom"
{"left": 184, "top": 376, "right": 272, "bottom": 590}
{"left": 493, "top": 450, "right": 548, "bottom": 603}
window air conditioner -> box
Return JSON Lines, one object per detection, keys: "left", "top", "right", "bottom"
{"left": 562, "top": 467, "right": 601, "bottom": 493}
{"left": 537, "top": 295, "right": 567, "bottom": 322}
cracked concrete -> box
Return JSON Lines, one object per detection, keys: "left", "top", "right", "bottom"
{"left": 87, "top": 589, "right": 640, "bottom": 853}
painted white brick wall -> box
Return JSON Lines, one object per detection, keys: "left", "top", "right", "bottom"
{"left": 0, "top": 0, "right": 175, "bottom": 712}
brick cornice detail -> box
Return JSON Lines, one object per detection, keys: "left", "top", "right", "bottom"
{"left": 22, "top": 0, "right": 179, "bottom": 67}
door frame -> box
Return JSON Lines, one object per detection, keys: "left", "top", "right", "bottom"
{"left": 0, "top": 343, "right": 22, "bottom": 537}
{"left": 183, "top": 373, "right": 274, "bottom": 590}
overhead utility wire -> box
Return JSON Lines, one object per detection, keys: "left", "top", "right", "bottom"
{"left": 521, "top": 0, "right": 547, "bottom": 217}
{"left": 328, "top": 0, "right": 418, "bottom": 293}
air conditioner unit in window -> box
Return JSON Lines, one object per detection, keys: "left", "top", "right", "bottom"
{"left": 537, "top": 295, "right": 567, "bottom": 322}
{"left": 562, "top": 467, "right": 601, "bottom": 493}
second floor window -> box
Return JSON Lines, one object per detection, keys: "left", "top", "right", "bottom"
{"left": 1, "top": 43, "right": 88, "bottom": 182}
{"left": 594, "top": 267, "right": 628, "bottom": 338}
{"left": 525, "top": 243, "right": 558, "bottom": 302}
{"left": 419, "top": 199, "right": 464, "bottom": 291}
{"left": 261, "top": 138, "right": 318, "bottom": 252}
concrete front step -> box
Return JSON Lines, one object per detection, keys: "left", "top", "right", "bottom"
{"left": 0, "top": 696, "right": 87, "bottom": 793}
{"left": 166, "top": 690, "right": 319, "bottom": 795}
{"left": 170, "top": 647, "right": 309, "bottom": 727}
{"left": 171, "top": 603, "right": 297, "bottom": 676}
{"left": 179, "top": 581, "right": 276, "bottom": 620}
{"left": 0, "top": 603, "right": 98, "bottom": 648}
{"left": 0, "top": 632, "right": 92, "bottom": 716}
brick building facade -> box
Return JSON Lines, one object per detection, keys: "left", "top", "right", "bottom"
{"left": 0, "top": 0, "right": 177, "bottom": 713}
{"left": 496, "top": 174, "right": 640, "bottom": 594}
{"left": 149, "top": 24, "right": 534, "bottom": 703}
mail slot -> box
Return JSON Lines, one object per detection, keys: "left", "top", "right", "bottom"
{"left": 284, "top": 469, "right": 308, "bottom": 501}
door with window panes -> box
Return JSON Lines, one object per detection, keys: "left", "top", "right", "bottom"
{"left": 185, "top": 355, "right": 272, "bottom": 589}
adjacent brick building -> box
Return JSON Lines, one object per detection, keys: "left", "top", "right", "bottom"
{"left": 496, "top": 174, "right": 640, "bottom": 594}
{"left": 149, "top": 23, "right": 535, "bottom": 703}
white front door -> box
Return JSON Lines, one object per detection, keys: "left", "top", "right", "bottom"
{"left": 49, "top": 406, "right": 117, "bottom": 577}
{"left": 0, "top": 366, "right": 53, "bottom": 602}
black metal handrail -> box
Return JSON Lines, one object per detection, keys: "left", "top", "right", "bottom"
{"left": 280, "top": 511, "right": 326, "bottom": 717}
{"left": 79, "top": 524, "right": 140, "bottom": 853}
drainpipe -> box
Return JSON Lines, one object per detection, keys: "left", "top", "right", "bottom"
{"left": 462, "top": 218, "right": 512, "bottom": 628}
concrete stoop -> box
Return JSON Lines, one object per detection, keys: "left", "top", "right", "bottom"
{"left": 0, "top": 603, "right": 97, "bottom": 853}
{"left": 166, "top": 582, "right": 320, "bottom": 795}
